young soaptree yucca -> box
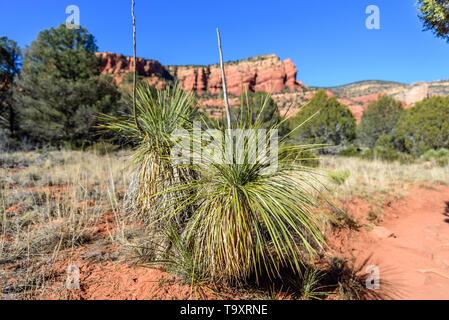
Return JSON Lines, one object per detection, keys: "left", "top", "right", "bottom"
{"left": 155, "top": 92, "right": 330, "bottom": 284}
{"left": 101, "top": 83, "right": 199, "bottom": 231}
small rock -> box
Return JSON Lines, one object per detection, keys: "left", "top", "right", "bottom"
{"left": 372, "top": 226, "right": 396, "bottom": 239}
{"left": 5, "top": 204, "right": 22, "bottom": 213}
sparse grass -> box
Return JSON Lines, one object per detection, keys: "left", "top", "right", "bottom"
{"left": 2, "top": 149, "right": 436, "bottom": 299}
{"left": 320, "top": 155, "right": 449, "bottom": 200}
{"left": 328, "top": 170, "right": 350, "bottom": 186}
{"left": 0, "top": 150, "right": 132, "bottom": 298}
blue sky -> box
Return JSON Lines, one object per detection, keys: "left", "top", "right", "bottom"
{"left": 1, "top": 0, "right": 448, "bottom": 86}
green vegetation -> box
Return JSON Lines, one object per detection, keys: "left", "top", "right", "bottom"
{"left": 104, "top": 84, "right": 330, "bottom": 284}
{"left": 395, "top": 96, "right": 449, "bottom": 154}
{"left": 232, "top": 91, "right": 289, "bottom": 137}
{"left": 15, "top": 24, "right": 121, "bottom": 146}
{"left": 328, "top": 170, "right": 350, "bottom": 185}
{"left": 422, "top": 148, "right": 449, "bottom": 166}
{"left": 357, "top": 95, "right": 403, "bottom": 148}
{"left": 101, "top": 83, "right": 198, "bottom": 230}
{"left": 288, "top": 90, "right": 356, "bottom": 154}
{"left": 233, "top": 91, "right": 282, "bottom": 128}
{"left": 162, "top": 128, "right": 327, "bottom": 283}
{"left": 417, "top": 0, "right": 449, "bottom": 42}
{"left": 0, "top": 37, "right": 21, "bottom": 138}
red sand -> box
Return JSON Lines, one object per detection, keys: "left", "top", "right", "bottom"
{"left": 332, "top": 185, "right": 449, "bottom": 300}
{"left": 36, "top": 185, "right": 449, "bottom": 300}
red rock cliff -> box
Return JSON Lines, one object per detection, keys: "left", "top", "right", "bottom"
{"left": 95, "top": 52, "right": 307, "bottom": 95}
{"left": 165, "top": 54, "right": 306, "bottom": 95}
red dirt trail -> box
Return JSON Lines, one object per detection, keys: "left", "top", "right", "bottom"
{"left": 338, "top": 185, "right": 449, "bottom": 300}
{"left": 38, "top": 185, "right": 449, "bottom": 300}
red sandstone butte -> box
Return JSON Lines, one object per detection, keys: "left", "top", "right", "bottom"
{"left": 95, "top": 52, "right": 307, "bottom": 95}
{"left": 95, "top": 52, "right": 444, "bottom": 123}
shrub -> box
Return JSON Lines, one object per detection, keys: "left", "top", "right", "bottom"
{"left": 375, "top": 133, "right": 395, "bottom": 150}
{"left": 15, "top": 24, "right": 121, "bottom": 146}
{"left": 232, "top": 91, "right": 290, "bottom": 138}
{"left": 361, "top": 146, "right": 413, "bottom": 163}
{"left": 356, "top": 95, "right": 403, "bottom": 148}
{"left": 155, "top": 95, "right": 330, "bottom": 284}
{"left": 422, "top": 148, "right": 449, "bottom": 166}
{"left": 328, "top": 170, "right": 350, "bottom": 185}
{"left": 337, "top": 145, "right": 361, "bottom": 157}
{"left": 288, "top": 90, "right": 356, "bottom": 154}
{"left": 395, "top": 96, "right": 449, "bottom": 154}
{"left": 101, "top": 83, "right": 198, "bottom": 236}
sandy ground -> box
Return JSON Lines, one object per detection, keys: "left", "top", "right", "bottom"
{"left": 7, "top": 183, "right": 449, "bottom": 300}
{"left": 333, "top": 185, "right": 449, "bottom": 300}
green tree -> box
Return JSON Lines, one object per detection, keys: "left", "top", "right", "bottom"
{"left": 234, "top": 91, "right": 281, "bottom": 126}
{"left": 356, "top": 95, "right": 403, "bottom": 148}
{"left": 0, "top": 37, "right": 21, "bottom": 136}
{"left": 395, "top": 96, "right": 449, "bottom": 154}
{"left": 289, "top": 90, "right": 356, "bottom": 153}
{"left": 15, "top": 24, "right": 120, "bottom": 146}
{"left": 417, "top": 0, "right": 449, "bottom": 42}
{"left": 232, "top": 91, "right": 289, "bottom": 136}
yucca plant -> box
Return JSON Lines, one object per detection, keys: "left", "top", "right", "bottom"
{"left": 101, "top": 83, "right": 198, "bottom": 231}
{"left": 154, "top": 93, "right": 330, "bottom": 284}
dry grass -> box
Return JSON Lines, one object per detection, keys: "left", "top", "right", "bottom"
{"left": 1, "top": 151, "right": 444, "bottom": 299}
{"left": 321, "top": 156, "right": 449, "bottom": 200}
{"left": 0, "top": 149, "right": 132, "bottom": 298}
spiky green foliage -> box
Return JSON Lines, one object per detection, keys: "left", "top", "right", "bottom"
{"left": 356, "top": 95, "right": 403, "bottom": 148}
{"left": 15, "top": 24, "right": 120, "bottom": 146}
{"left": 299, "top": 267, "right": 328, "bottom": 300}
{"left": 288, "top": 90, "right": 356, "bottom": 154}
{"left": 395, "top": 96, "right": 449, "bottom": 154}
{"left": 233, "top": 91, "right": 281, "bottom": 126}
{"left": 232, "top": 91, "right": 290, "bottom": 139}
{"left": 101, "top": 83, "right": 198, "bottom": 230}
{"left": 417, "top": 0, "right": 449, "bottom": 42}
{"left": 156, "top": 94, "right": 329, "bottom": 284}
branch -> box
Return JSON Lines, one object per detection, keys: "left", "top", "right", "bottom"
{"left": 216, "top": 28, "right": 232, "bottom": 129}
{"left": 132, "top": 0, "right": 144, "bottom": 135}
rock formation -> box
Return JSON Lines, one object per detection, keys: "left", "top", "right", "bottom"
{"left": 96, "top": 52, "right": 306, "bottom": 95}
{"left": 96, "top": 52, "right": 449, "bottom": 122}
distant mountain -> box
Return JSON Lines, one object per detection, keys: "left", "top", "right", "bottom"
{"left": 320, "top": 79, "right": 449, "bottom": 98}
{"left": 314, "top": 80, "right": 447, "bottom": 122}
{"left": 96, "top": 52, "right": 449, "bottom": 122}
{"left": 314, "top": 80, "right": 407, "bottom": 97}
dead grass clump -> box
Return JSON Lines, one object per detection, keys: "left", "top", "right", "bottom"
{"left": 0, "top": 149, "right": 132, "bottom": 298}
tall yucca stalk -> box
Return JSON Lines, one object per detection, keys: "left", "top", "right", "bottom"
{"left": 156, "top": 95, "right": 328, "bottom": 284}
{"left": 101, "top": 83, "right": 198, "bottom": 228}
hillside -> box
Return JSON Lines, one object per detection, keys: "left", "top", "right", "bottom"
{"left": 96, "top": 52, "right": 449, "bottom": 122}
{"left": 318, "top": 80, "right": 408, "bottom": 97}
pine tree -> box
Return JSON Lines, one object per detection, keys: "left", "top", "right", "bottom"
{"left": 395, "top": 96, "right": 449, "bottom": 154}
{"left": 288, "top": 90, "right": 356, "bottom": 153}
{"left": 0, "top": 37, "right": 21, "bottom": 136}
{"left": 16, "top": 24, "right": 120, "bottom": 146}
{"left": 356, "top": 95, "right": 403, "bottom": 148}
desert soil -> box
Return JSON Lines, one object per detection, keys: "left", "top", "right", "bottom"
{"left": 333, "top": 185, "right": 449, "bottom": 300}
{"left": 16, "top": 185, "right": 449, "bottom": 300}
